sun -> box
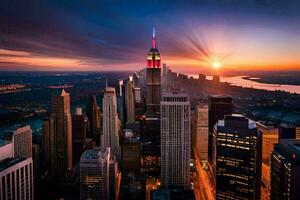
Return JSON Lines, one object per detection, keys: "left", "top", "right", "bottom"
{"left": 212, "top": 61, "right": 221, "bottom": 69}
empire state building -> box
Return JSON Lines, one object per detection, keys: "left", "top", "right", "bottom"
{"left": 146, "top": 27, "right": 161, "bottom": 117}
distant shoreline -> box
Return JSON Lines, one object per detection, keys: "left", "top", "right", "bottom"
{"left": 242, "top": 76, "right": 300, "bottom": 86}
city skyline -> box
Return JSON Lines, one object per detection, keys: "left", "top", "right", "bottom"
{"left": 1, "top": 1, "right": 300, "bottom": 73}
{"left": 1, "top": 1, "right": 300, "bottom": 199}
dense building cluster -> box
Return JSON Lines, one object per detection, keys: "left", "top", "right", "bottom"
{"left": 1, "top": 28, "right": 300, "bottom": 200}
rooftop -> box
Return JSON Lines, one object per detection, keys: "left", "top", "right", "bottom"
{"left": 81, "top": 147, "right": 110, "bottom": 161}
{"left": 0, "top": 158, "right": 25, "bottom": 171}
{"left": 217, "top": 114, "right": 257, "bottom": 129}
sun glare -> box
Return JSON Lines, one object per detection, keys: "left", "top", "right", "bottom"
{"left": 212, "top": 61, "right": 221, "bottom": 69}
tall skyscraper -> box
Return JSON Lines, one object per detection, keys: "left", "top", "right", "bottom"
{"left": 126, "top": 78, "right": 135, "bottom": 124}
{"left": 121, "top": 132, "right": 141, "bottom": 173}
{"left": 0, "top": 157, "right": 34, "bottom": 200}
{"left": 208, "top": 96, "right": 233, "bottom": 163}
{"left": 80, "top": 148, "right": 110, "bottom": 200}
{"left": 133, "top": 87, "right": 144, "bottom": 119}
{"left": 270, "top": 139, "right": 300, "bottom": 200}
{"left": 49, "top": 89, "right": 72, "bottom": 177}
{"left": 161, "top": 91, "right": 191, "bottom": 189}
{"left": 212, "top": 114, "right": 262, "bottom": 200}
{"left": 192, "top": 104, "right": 208, "bottom": 161}
{"left": 146, "top": 27, "right": 161, "bottom": 117}
{"left": 117, "top": 79, "right": 126, "bottom": 127}
{"left": 86, "top": 95, "right": 101, "bottom": 144}
{"left": 12, "top": 125, "right": 32, "bottom": 159}
{"left": 102, "top": 86, "right": 120, "bottom": 157}
{"left": 42, "top": 118, "right": 51, "bottom": 171}
{"left": 72, "top": 107, "right": 89, "bottom": 166}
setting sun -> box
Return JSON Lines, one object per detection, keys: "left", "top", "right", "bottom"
{"left": 212, "top": 61, "right": 221, "bottom": 69}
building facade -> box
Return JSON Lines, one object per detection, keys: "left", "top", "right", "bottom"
{"left": 0, "top": 140, "right": 13, "bottom": 161}
{"left": 192, "top": 104, "right": 208, "bottom": 161}
{"left": 72, "top": 107, "right": 89, "bottom": 166}
{"left": 160, "top": 91, "right": 191, "bottom": 189}
{"left": 86, "top": 95, "right": 101, "bottom": 144}
{"left": 125, "top": 78, "right": 135, "bottom": 124}
{"left": 212, "top": 114, "right": 262, "bottom": 200}
{"left": 0, "top": 157, "right": 34, "bottom": 200}
{"left": 146, "top": 27, "right": 161, "bottom": 117}
{"left": 208, "top": 96, "right": 233, "bottom": 163}
{"left": 12, "top": 125, "right": 32, "bottom": 159}
{"left": 271, "top": 139, "right": 300, "bottom": 200}
{"left": 80, "top": 148, "right": 110, "bottom": 200}
{"left": 102, "top": 87, "right": 120, "bottom": 157}
{"left": 49, "top": 89, "right": 73, "bottom": 177}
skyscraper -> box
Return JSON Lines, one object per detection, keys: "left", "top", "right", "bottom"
{"left": 117, "top": 79, "right": 126, "bottom": 127}
{"left": 0, "top": 157, "right": 34, "bottom": 200}
{"left": 270, "top": 139, "right": 300, "bottom": 200}
{"left": 102, "top": 86, "right": 120, "bottom": 157}
{"left": 212, "top": 114, "right": 262, "bottom": 200}
{"left": 133, "top": 87, "right": 144, "bottom": 119}
{"left": 146, "top": 27, "right": 161, "bottom": 117}
{"left": 49, "top": 89, "right": 72, "bottom": 177}
{"left": 86, "top": 95, "right": 101, "bottom": 144}
{"left": 12, "top": 125, "right": 32, "bottom": 159}
{"left": 80, "top": 148, "right": 110, "bottom": 200}
{"left": 42, "top": 117, "right": 51, "bottom": 170}
{"left": 192, "top": 104, "right": 208, "bottom": 161}
{"left": 72, "top": 107, "right": 89, "bottom": 166}
{"left": 208, "top": 96, "right": 233, "bottom": 163}
{"left": 126, "top": 78, "right": 135, "bottom": 124}
{"left": 161, "top": 91, "right": 191, "bottom": 189}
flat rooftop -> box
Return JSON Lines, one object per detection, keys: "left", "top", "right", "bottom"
{"left": 0, "top": 158, "right": 25, "bottom": 171}
{"left": 81, "top": 148, "right": 110, "bottom": 160}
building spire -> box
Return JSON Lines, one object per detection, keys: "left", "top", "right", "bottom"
{"left": 152, "top": 26, "right": 156, "bottom": 49}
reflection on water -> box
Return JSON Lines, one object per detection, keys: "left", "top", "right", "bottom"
{"left": 221, "top": 76, "right": 300, "bottom": 94}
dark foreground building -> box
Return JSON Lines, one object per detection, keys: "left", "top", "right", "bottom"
{"left": 212, "top": 114, "right": 262, "bottom": 200}
{"left": 271, "top": 139, "right": 300, "bottom": 200}
{"left": 208, "top": 96, "right": 233, "bottom": 163}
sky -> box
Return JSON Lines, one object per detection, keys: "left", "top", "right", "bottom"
{"left": 1, "top": 0, "right": 300, "bottom": 74}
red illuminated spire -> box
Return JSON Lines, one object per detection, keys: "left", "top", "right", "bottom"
{"left": 152, "top": 27, "right": 156, "bottom": 49}
{"left": 147, "top": 27, "right": 161, "bottom": 68}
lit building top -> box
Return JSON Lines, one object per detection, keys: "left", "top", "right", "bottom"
{"left": 147, "top": 27, "right": 161, "bottom": 68}
{"left": 216, "top": 114, "right": 257, "bottom": 130}
{"left": 80, "top": 148, "right": 110, "bottom": 161}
